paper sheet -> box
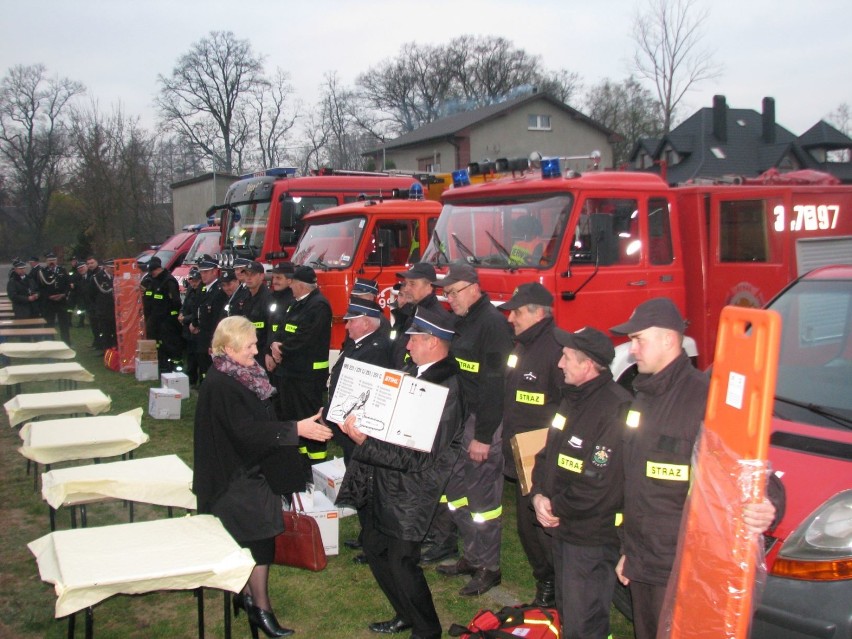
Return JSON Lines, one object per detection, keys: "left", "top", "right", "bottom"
{"left": 4, "top": 389, "right": 111, "bottom": 427}
{"left": 0, "top": 340, "right": 76, "bottom": 360}
{"left": 0, "top": 363, "right": 95, "bottom": 386}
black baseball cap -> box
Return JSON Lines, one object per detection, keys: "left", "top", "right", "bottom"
{"left": 554, "top": 326, "right": 615, "bottom": 367}
{"left": 271, "top": 262, "right": 295, "bottom": 276}
{"left": 433, "top": 262, "right": 478, "bottom": 287}
{"left": 147, "top": 256, "right": 163, "bottom": 270}
{"left": 498, "top": 282, "right": 553, "bottom": 310}
{"left": 293, "top": 265, "right": 317, "bottom": 284}
{"left": 244, "top": 261, "right": 265, "bottom": 274}
{"left": 396, "top": 262, "right": 436, "bottom": 282}
{"left": 610, "top": 297, "right": 687, "bottom": 335}
{"left": 220, "top": 268, "right": 238, "bottom": 283}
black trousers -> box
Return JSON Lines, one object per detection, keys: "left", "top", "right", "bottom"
{"left": 553, "top": 540, "right": 620, "bottom": 639}
{"left": 278, "top": 374, "right": 328, "bottom": 463}
{"left": 362, "top": 508, "right": 442, "bottom": 639}
{"left": 628, "top": 580, "right": 668, "bottom": 639}
{"left": 513, "top": 481, "right": 554, "bottom": 583}
{"left": 43, "top": 300, "right": 71, "bottom": 344}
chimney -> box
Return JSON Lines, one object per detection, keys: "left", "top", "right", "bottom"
{"left": 713, "top": 95, "right": 727, "bottom": 142}
{"left": 762, "top": 97, "right": 776, "bottom": 144}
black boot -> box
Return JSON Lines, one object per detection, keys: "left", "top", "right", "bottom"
{"left": 530, "top": 579, "right": 556, "bottom": 608}
{"left": 247, "top": 603, "right": 295, "bottom": 637}
{"left": 233, "top": 592, "right": 254, "bottom": 617}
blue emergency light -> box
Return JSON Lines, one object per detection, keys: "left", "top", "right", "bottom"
{"left": 409, "top": 182, "right": 424, "bottom": 200}
{"left": 452, "top": 169, "right": 471, "bottom": 188}
{"left": 541, "top": 158, "right": 561, "bottom": 179}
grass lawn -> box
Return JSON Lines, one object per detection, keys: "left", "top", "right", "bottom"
{"left": 0, "top": 325, "right": 634, "bottom": 638}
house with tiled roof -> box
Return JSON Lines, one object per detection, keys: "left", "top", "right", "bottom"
{"left": 630, "top": 96, "right": 852, "bottom": 184}
{"left": 365, "top": 91, "right": 617, "bottom": 173}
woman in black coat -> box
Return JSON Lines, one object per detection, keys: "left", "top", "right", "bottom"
{"left": 194, "top": 316, "right": 332, "bottom": 638}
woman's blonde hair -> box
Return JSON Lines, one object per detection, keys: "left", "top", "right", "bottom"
{"left": 211, "top": 316, "right": 256, "bottom": 356}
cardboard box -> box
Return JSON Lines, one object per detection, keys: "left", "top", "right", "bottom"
{"left": 137, "top": 339, "right": 158, "bottom": 361}
{"left": 510, "top": 428, "right": 549, "bottom": 496}
{"left": 161, "top": 372, "right": 190, "bottom": 398}
{"left": 135, "top": 358, "right": 159, "bottom": 381}
{"left": 148, "top": 387, "right": 182, "bottom": 420}
{"left": 298, "top": 491, "right": 339, "bottom": 556}
{"left": 312, "top": 457, "right": 346, "bottom": 503}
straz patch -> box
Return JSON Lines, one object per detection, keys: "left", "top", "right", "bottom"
{"left": 455, "top": 358, "right": 480, "bottom": 373}
{"left": 592, "top": 446, "right": 612, "bottom": 468}
{"left": 557, "top": 454, "right": 583, "bottom": 473}
{"left": 646, "top": 462, "right": 689, "bottom": 481}
{"left": 515, "top": 390, "right": 544, "bottom": 405}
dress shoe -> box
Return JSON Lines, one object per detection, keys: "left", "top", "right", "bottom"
{"left": 529, "top": 579, "right": 556, "bottom": 608}
{"left": 420, "top": 543, "right": 458, "bottom": 564}
{"left": 353, "top": 553, "right": 369, "bottom": 564}
{"left": 368, "top": 616, "right": 413, "bottom": 634}
{"left": 459, "top": 568, "right": 502, "bottom": 596}
{"left": 246, "top": 603, "right": 295, "bottom": 637}
{"left": 232, "top": 592, "right": 254, "bottom": 617}
{"left": 436, "top": 557, "right": 476, "bottom": 577}
{"left": 343, "top": 538, "right": 362, "bottom": 550}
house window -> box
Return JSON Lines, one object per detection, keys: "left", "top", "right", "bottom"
{"left": 528, "top": 114, "right": 552, "bottom": 131}
{"left": 418, "top": 155, "right": 440, "bottom": 172}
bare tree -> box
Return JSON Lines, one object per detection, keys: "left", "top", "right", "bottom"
{"left": 826, "top": 102, "right": 851, "bottom": 162}
{"left": 156, "top": 31, "right": 265, "bottom": 174}
{"left": 584, "top": 76, "right": 664, "bottom": 166}
{"left": 248, "top": 68, "right": 299, "bottom": 169}
{"left": 0, "top": 64, "right": 84, "bottom": 251}
{"left": 632, "top": 0, "right": 721, "bottom": 133}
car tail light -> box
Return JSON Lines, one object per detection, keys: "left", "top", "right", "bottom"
{"left": 771, "top": 489, "right": 852, "bottom": 581}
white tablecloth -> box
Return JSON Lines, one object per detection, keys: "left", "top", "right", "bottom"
{"left": 0, "top": 362, "right": 95, "bottom": 386}
{"left": 18, "top": 408, "right": 147, "bottom": 464}
{"left": 0, "top": 340, "right": 76, "bottom": 360}
{"left": 28, "top": 515, "right": 255, "bottom": 617}
{"left": 5, "top": 389, "right": 111, "bottom": 427}
{"left": 0, "top": 318, "right": 48, "bottom": 326}
{"left": 0, "top": 327, "right": 57, "bottom": 340}
{"left": 41, "top": 454, "right": 195, "bottom": 510}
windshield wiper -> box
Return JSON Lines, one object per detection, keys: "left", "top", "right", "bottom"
{"left": 451, "top": 233, "right": 480, "bottom": 265}
{"left": 431, "top": 230, "right": 450, "bottom": 265}
{"left": 484, "top": 230, "right": 512, "bottom": 266}
{"left": 311, "top": 250, "right": 330, "bottom": 271}
{"left": 775, "top": 395, "right": 852, "bottom": 429}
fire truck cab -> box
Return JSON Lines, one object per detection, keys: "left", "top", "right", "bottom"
{"left": 422, "top": 160, "right": 852, "bottom": 379}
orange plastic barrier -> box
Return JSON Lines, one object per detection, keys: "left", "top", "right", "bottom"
{"left": 113, "top": 259, "right": 145, "bottom": 374}
{"left": 662, "top": 306, "right": 781, "bottom": 639}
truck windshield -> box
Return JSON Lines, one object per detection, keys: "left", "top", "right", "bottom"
{"left": 227, "top": 201, "right": 271, "bottom": 257}
{"left": 421, "top": 195, "right": 572, "bottom": 268}
{"left": 769, "top": 278, "right": 852, "bottom": 430}
{"left": 291, "top": 216, "right": 366, "bottom": 270}
{"left": 185, "top": 230, "right": 221, "bottom": 263}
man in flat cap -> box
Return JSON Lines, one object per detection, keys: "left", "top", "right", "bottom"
{"left": 38, "top": 252, "right": 71, "bottom": 344}
{"left": 8, "top": 258, "right": 39, "bottom": 318}
{"left": 190, "top": 256, "right": 226, "bottom": 378}
{"left": 337, "top": 306, "right": 465, "bottom": 639}
{"left": 496, "top": 282, "right": 564, "bottom": 607}
{"left": 431, "top": 262, "right": 513, "bottom": 596}
{"left": 179, "top": 267, "right": 203, "bottom": 386}
{"left": 269, "top": 265, "right": 332, "bottom": 464}
{"left": 236, "top": 261, "right": 273, "bottom": 367}
{"left": 219, "top": 269, "right": 246, "bottom": 318}
{"left": 140, "top": 255, "right": 183, "bottom": 372}
{"left": 531, "top": 326, "right": 632, "bottom": 639}
{"left": 610, "top": 297, "right": 778, "bottom": 639}
{"left": 389, "top": 262, "right": 449, "bottom": 369}
{"left": 93, "top": 259, "right": 117, "bottom": 351}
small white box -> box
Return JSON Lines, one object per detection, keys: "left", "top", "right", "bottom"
{"left": 135, "top": 358, "right": 159, "bottom": 381}
{"left": 161, "top": 372, "right": 190, "bottom": 398}
{"left": 312, "top": 457, "right": 346, "bottom": 504}
{"left": 148, "top": 387, "right": 182, "bottom": 420}
{"left": 299, "top": 491, "right": 339, "bottom": 556}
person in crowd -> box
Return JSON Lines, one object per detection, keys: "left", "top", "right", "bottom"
{"left": 239, "top": 261, "right": 273, "bottom": 365}
{"left": 38, "top": 252, "right": 71, "bottom": 344}
{"left": 430, "top": 263, "right": 513, "bottom": 596}
{"left": 93, "top": 259, "right": 117, "bottom": 350}
{"left": 350, "top": 277, "right": 391, "bottom": 339}
{"left": 84, "top": 256, "right": 101, "bottom": 348}
{"left": 267, "top": 263, "right": 295, "bottom": 338}
{"left": 27, "top": 255, "right": 44, "bottom": 317}
{"left": 7, "top": 258, "right": 39, "bottom": 319}
{"left": 388, "top": 263, "right": 448, "bottom": 369}
{"left": 337, "top": 306, "right": 465, "bottom": 639}
{"left": 221, "top": 268, "right": 247, "bottom": 317}
{"left": 140, "top": 255, "right": 184, "bottom": 372}
{"left": 193, "top": 316, "right": 332, "bottom": 638}
{"left": 179, "top": 267, "right": 204, "bottom": 387}
{"left": 610, "top": 297, "right": 779, "bottom": 639}
{"left": 268, "top": 265, "right": 332, "bottom": 465}
{"left": 68, "top": 258, "right": 87, "bottom": 328}
{"left": 531, "top": 327, "right": 633, "bottom": 639}
{"left": 191, "top": 256, "right": 226, "bottom": 378}
{"left": 496, "top": 282, "right": 563, "bottom": 607}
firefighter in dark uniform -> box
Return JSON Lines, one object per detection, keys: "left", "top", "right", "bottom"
{"left": 268, "top": 265, "right": 332, "bottom": 464}
{"left": 8, "top": 258, "right": 39, "bottom": 318}
{"left": 431, "top": 263, "right": 513, "bottom": 597}
{"left": 191, "top": 256, "right": 226, "bottom": 379}
{"left": 237, "top": 261, "right": 273, "bottom": 366}
{"left": 140, "top": 255, "right": 184, "bottom": 373}
{"left": 179, "top": 267, "right": 203, "bottom": 386}
{"left": 220, "top": 269, "right": 247, "bottom": 317}
{"left": 496, "top": 282, "right": 564, "bottom": 607}
{"left": 83, "top": 256, "right": 101, "bottom": 348}
{"left": 350, "top": 277, "right": 391, "bottom": 337}
{"left": 26, "top": 256, "right": 44, "bottom": 317}
{"left": 531, "top": 327, "right": 632, "bottom": 639}
{"left": 68, "top": 258, "right": 87, "bottom": 327}
{"left": 38, "top": 252, "right": 72, "bottom": 344}
{"left": 266, "top": 263, "right": 295, "bottom": 338}
{"left": 388, "top": 263, "right": 449, "bottom": 369}
{"left": 93, "top": 259, "right": 117, "bottom": 350}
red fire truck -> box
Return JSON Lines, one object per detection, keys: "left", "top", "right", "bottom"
{"left": 290, "top": 197, "right": 442, "bottom": 349}
{"left": 420, "top": 160, "right": 852, "bottom": 380}
{"left": 218, "top": 168, "right": 430, "bottom": 265}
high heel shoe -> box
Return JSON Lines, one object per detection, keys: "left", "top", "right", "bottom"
{"left": 232, "top": 592, "right": 254, "bottom": 617}
{"left": 247, "top": 603, "right": 295, "bottom": 638}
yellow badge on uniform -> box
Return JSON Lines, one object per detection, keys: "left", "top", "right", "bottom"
{"left": 626, "top": 410, "right": 641, "bottom": 428}
{"left": 558, "top": 454, "right": 583, "bottom": 473}
{"left": 646, "top": 462, "right": 689, "bottom": 481}
{"left": 507, "top": 354, "right": 518, "bottom": 368}
{"left": 551, "top": 413, "right": 566, "bottom": 430}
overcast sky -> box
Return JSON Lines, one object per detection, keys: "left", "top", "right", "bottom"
{"left": 2, "top": 0, "right": 850, "bottom": 138}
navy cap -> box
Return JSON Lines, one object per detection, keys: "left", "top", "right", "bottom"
{"left": 12, "top": 258, "right": 26, "bottom": 268}
{"left": 498, "top": 282, "right": 554, "bottom": 310}
{"left": 188, "top": 267, "right": 201, "bottom": 279}
{"left": 293, "top": 265, "right": 317, "bottom": 284}
{"left": 554, "top": 326, "right": 615, "bottom": 367}
{"left": 271, "top": 262, "right": 295, "bottom": 276}
{"left": 244, "top": 261, "right": 265, "bottom": 274}
{"left": 352, "top": 277, "right": 379, "bottom": 296}
{"left": 45, "top": 252, "right": 58, "bottom": 261}
{"left": 405, "top": 306, "right": 456, "bottom": 341}
{"left": 233, "top": 257, "right": 253, "bottom": 269}
{"left": 396, "top": 262, "right": 436, "bottom": 282}
{"left": 433, "top": 262, "right": 478, "bottom": 287}
{"left": 343, "top": 297, "right": 383, "bottom": 320}
{"left": 220, "top": 268, "right": 238, "bottom": 283}
{"left": 197, "top": 256, "right": 219, "bottom": 271}
{"left": 28, "top": 256, "right": 39, "bottom": 262}
{"left": 103, "top": 259, "right": 115, "bottom": 268}
{"left": 610, "top": 297, "right": 687, "bottom": 335}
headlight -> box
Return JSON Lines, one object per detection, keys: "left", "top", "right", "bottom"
{"left": 772, "top": 489, "right": 852, "bottom": 581}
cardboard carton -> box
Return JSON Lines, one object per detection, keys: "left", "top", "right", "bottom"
{"left": 136, "top": 339, "right": 158, "bottom": 361}
{"left": 161, "top": 372, "right": 190, "bottom": 399}
{"left": 298, "top": 491, "right": 339, "bottom": 556}
{"left": 510, "top": 428, "right": 549, "bottom": 496}
{"left": 135, "top": 358, "right": 159, "bottom": 382}
{"left": 148, "top": 387, "right": 182, "bottom": 420}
